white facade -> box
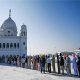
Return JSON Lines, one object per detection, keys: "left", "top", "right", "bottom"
{"left": 0, "top": 10, "right": 27, "bottom": 56}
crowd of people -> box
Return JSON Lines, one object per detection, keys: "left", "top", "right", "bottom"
{"left": 0, "top": 53, "right": 80, "bottom": 77}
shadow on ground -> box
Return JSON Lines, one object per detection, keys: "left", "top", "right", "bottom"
{"left": 44, "top": 72, "right": 80, "bottom": 78}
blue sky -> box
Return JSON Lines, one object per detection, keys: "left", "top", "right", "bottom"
{"left": 0, "top": 0, "right": 80, "bottom": 55}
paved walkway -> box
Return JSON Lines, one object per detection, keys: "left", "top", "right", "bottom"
{"left": 0, "top": 65, "right": 80, "bottom": 80}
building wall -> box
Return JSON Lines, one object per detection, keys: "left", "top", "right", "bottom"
{"left": 0, "top": 36, "right": 22, "bottom": 56}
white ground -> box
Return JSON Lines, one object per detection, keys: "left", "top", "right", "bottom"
{"left": 0, "top": 65, "right": 80, "bottom": 80}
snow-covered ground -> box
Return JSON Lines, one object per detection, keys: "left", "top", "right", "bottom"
{"left": 0, "top": 64, "right": 79, "bottom": 80}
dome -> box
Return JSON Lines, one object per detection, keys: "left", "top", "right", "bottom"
{"left": 1, "top": 17, "right": 17, "bottom": 32}
{"left": 0, "top": 28, "right": 4, "bottom": 36}
{"left": 0, "top": 10, "right": 17, "bottom": 36}
{"left": 1, "top": 17, "right": 17, "bottom": 36}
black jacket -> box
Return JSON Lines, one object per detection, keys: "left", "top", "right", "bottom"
{"left": 60, "top": 56, "right": 64, "bottom": 66}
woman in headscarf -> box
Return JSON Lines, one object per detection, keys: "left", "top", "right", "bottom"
{"left": 72, "top": 54, "right": 78, "bottom": 76}
{"left": 77, "top": 55, "right": 80, "bottom": 77}
{"left": 66, "top": 55, "right": 71, "bottom": 76}
{"left": 52, "top": 55, "right": 55, "bottom": 73}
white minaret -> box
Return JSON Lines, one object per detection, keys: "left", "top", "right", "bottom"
{"left": 20, "top": 24, "right": 27, "bottom": 56}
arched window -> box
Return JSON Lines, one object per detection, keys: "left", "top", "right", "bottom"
{"left": 3, "top": 43, "right": 5, "bottom": 48}
{"left": 17, "top": 43, "right": 19, "bottom": 48}
{"left": 8, "top": 31, "right": 10, "bottom": 33}
{"left": 23, "top": 42, "right": 25, "bottom": 45}
{"left": 0, "top": 43, "right": 1, "bottom": 48}
{"left": 10, "top": 43, "right": 13, "bottom": 48}
{"left": 24, "top": 32, "right": 25, "bottom": 36}
{"left": 14, "top": 43, "right": 16, "bottom": 48}
{"left": 6, "top": 43, "right": 9, "bottom": 48}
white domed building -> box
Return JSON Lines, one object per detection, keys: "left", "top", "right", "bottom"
{"left": 0, "top": 10, "right": 27, "bottom": 56}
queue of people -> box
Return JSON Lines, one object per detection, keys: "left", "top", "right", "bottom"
{"left": 56, "top": 53, "right": 80, "bottom": 77}
{"left": 0, "top": 53, "right": 80, "bottom": 77}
